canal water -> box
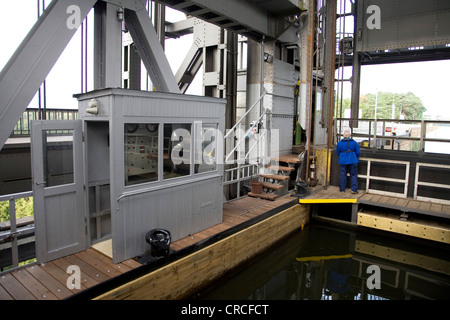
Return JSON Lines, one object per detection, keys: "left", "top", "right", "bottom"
{"left": 196, "top": 221, "right": 450, "bottom": 300}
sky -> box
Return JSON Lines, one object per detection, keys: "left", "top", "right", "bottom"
{"left": 1, "top": 1, "right": 450, "bottom": 119}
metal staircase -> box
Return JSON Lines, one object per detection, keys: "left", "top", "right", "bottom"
{"left": 223, "top": 88, "right": 301, "bottom": 201}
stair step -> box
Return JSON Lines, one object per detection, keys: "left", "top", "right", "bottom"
{"left": 271, "top": 154, "right": 301, "bottom": 164}
{"left": 262, "top": 182, "right": 284, "bottom": 190}
{"left": 248, "top": 192, "right": 279, "bottom": 201}
{"left": 265, "top": 165, "right": 295, "bottom": 172}
{"left": 260, "top": 173, "right": 290, "bottom": 181}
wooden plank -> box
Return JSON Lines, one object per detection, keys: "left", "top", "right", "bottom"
{"left": 442, "top": 205, "right": 450, "bottom": 215}
{"left": 259, "top": 174, "right": 290, "bottom": 181}
{"left": 0, "top": 283, "right": 14, "bottom": 300}
{"left": 0, "top": 272, "right": 36, "bottom": 300}
{"left": 42, "top": 261, "right": 87, "bottom": 292}
{"left": 12, "top": 269, "right": 58, "bottom": 300}
{"left": 85, "top": 249, "right": 134, "bottom": 273}
{"left": 386, "top": 197, "right": 399, "bottom": 206}
{"left": 359, "top": 194, "right": 374, "bottom": 202}
{"left": 370, "top": 195, "right": 382, "bottom": 203}
{"left": 378, "top": 196, "right": 391, "bottom": 204}
{"left": 91, "top": 239, "right": 113, "bottom": 259}
{"left": 272, "top": 155, "right": 301, "bottom": 164}
{"left": 430, "top": 203, "right": 443, "bottom": 214}
{"left": 119, "top": 258, "right": 141, "bottom": 269}
{"left": 75, "top": 250, "right": 123, "bottom": 278}
{"left": 395, "top": 198, "right": 409, "bottom": 207}
{"left": 52, "top": 257, "right": 100, "bottom": 289}
{"left": 418, "top": 201, "right": 432, "bottom": 212}
{"left": 265, "top": 165, "right": 295, "bottom": 172}
{"left": 62, "top": 255, "right": 111, "bottom": 283}
{"left": 357, "top": 211, "right": 450, "bottom": 244}
{"left": 248, "top": 192, "right": 278, "bottom": 201}
{"left": 407, "top": 200, "right": 421, "bottom": 210}
{"left": 25, "top": 264, "right": 73, "bottom": 299}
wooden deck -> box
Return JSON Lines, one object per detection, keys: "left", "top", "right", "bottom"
{"left": 0, "top": 194, "right": 295, "bottom": 300}
{"left": 301, "top": 185, "right": 450, "bottom": 219}
{"left": 301, "top": 185, "right": 450, "bottom": 244}
{"left": 171, "top": 195, "right": 294, "bottom": 251}
{"left": 0, "top": 250, "right": 140, "bottom": 300}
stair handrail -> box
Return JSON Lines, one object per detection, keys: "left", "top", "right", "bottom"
{"left": 225, "top": 110, "right": 267, "bottom": 163}
{"left": 224, "top": 88, "right": 267, "bottom": 139}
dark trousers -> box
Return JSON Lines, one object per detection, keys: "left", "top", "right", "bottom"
{"left": 339, "top": 163, "right": 358, "bottom": 192}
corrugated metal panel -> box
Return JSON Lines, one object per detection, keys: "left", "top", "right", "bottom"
{"left": 114, "top": 176, "right": 222, "bottom": 263}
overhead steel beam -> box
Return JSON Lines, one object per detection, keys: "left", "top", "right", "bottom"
{"left": 154, "top": 0, "right": 304, "bottom": 40}
{"left": 0, "top": 0, "right": 96, "bottom": 151}
{"left": 124, "top": 7, "right": 180, "bottom": 93}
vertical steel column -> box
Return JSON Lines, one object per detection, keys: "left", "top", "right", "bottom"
{"left": 323, "top": 0, "right": 337, "bottom": 188}
{"left": 93, "top": 1, "right": 123, "bottom": 89}
{"left": 350, "top": 0, "right": 360, "bottom": 129}
{"left": 304, "top": 0, "right": 315, "bottom": 184}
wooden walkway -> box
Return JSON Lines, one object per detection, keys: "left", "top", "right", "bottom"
{"left": 171, "top": 195, "right": 295, "bottom": 250}
{"left": 301, "top": 185, "right": 450, "bottom": 219}
{"left": 0, "top": 250, "right": 141, "bottom": 300}
{"left": 0, "top": 194, "right": 295, "bottom": 300}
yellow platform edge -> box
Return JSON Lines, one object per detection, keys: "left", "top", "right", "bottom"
{"left": 299, "top": 198, "right": 358, "bottom": 204}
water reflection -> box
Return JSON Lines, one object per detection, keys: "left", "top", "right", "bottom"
{"left": 198, "top": 223, "right": 450, "bottom": 300}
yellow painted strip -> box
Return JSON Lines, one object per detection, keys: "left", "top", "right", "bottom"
{"left": 296, "top": 254, "right": 353, "bottom": 262}
{"left": 299, "top": 198, "right": 357, "bottom": 204}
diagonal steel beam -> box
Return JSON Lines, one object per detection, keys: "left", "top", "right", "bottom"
{"left": 175, "top": 44, "right": 203, "bottom": 93}
{"left": 0, "top": 0, "right": 97, "bottom": 151}
{"left": 124, "top": 8, "right": 180, "bottom": 93}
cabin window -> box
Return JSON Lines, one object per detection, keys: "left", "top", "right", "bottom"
{"left": 194, "top": 123, "right": 218, "bottom": 173}
{"left": 124, "top": 123, "right": 159, "bottom": 186}
{"left": 163, "top": 123, "right": 192, "bottom": 179}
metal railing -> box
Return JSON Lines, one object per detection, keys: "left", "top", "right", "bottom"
{"left": 0, "top": 191, "right": 35, "bottom": 273}
{"left": 358, "top": 157, "right": 410, "bottom": 198}
{"left": 414, "top": 163, "right": 450, "bottom": 205}
{"left": 223, "top": 88, "right": 268, "bottom": 200}
{"left": 336, "top": 118, "right": 450, "bottom": 153}
{"left": 12, "top": 108, "right": 78, "bottom": 137}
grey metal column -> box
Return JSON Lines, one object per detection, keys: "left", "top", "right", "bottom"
{"left": 0, "top": 0, "right": 96, "bottom": 151}
{"left": 322, "top": 0, "right": 337, "bottom": 188}
{"left": 94, "top": 1, "right": 123, "bottom": 89}
{"left": 350, "top": 1, "right": 360, "bottom": 128}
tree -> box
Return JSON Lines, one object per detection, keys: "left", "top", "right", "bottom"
{"left": 359, "top": 91, "right": 426, "bottom": 120}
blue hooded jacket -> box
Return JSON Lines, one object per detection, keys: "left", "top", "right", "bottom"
{"left": 336, "top": 138, "right": 360, "bottom": 165}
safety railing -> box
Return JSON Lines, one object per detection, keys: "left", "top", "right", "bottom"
{"left": 336, "top": 118, "right": 450, "bottom": 154}
{"left": 0, "top": 191, "right": 35, "bottom": 273}
{"left": 11, "top": 108, "right": 78, "bottom": 137}
{"left": 358, "top": 157, "right": 410, "bottom": 198}
{"left": 223, "top": 88, "right": 268, "bottom": 200}
{"left": 414, "top": 163, "right": 450, "bottom": 205}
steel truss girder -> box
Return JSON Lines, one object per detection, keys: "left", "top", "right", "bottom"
{"left": 0, "top": 0, "right": 96, "bottom": 151}
{"left": 154, "top": 0, "right": 303, "bottom": 40}
{"left": 0, "top": 0, "right": 182, "bottom": 151}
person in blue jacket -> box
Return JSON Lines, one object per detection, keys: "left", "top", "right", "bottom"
{"left": 336, "top": 130, "right": 360, "bottom": 193}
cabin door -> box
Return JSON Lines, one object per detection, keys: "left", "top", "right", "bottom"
{"left": 31, "top": 120, "right": 87, "bottom": 263}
